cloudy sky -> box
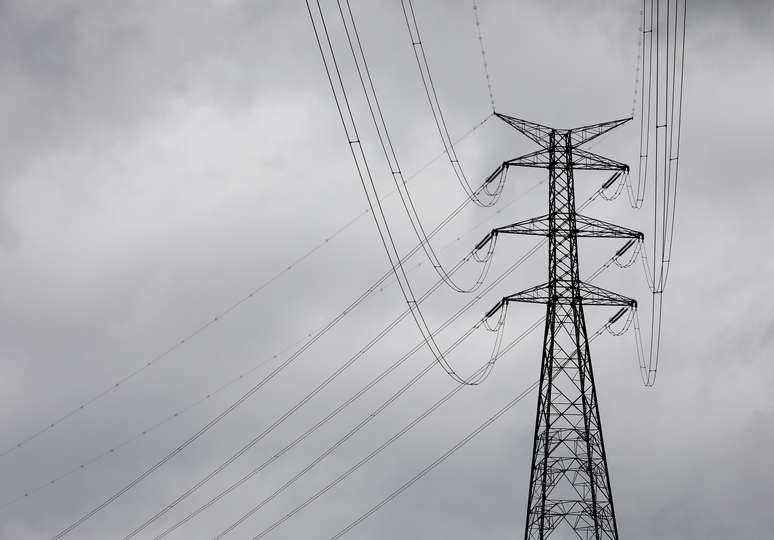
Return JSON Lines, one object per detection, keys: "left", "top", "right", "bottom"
{"left": 0, "top": 1, "right": 773, "bottom": 539}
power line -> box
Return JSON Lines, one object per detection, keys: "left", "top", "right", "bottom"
{"left": 122, "top": 231, "right": 546, "bottom": 539}
{"left": 179, "top": 195, "right": 632, "bottom": 538}
{"left": 220, "top": 302, "right": 628, "bottom": 540}
{"left": 0, "top": 115, "right": 493, "bottom": 464}
{"left": 327, "top": 380, "right": 538, "bottom": 539}
{"left": 400, "top": 0, "right": 500, "bottom": 206}
{"left": 138, "top": 299, "right": 518, "bottom": 539}
{"left": 218, "top": 336, "right": 527, "bottom": 540}
{"left": 326, "top": 322, "right": 632, "bottom": 540}
{"left": 628, "top": 0, "right": 687, "bottom": 387}
{"left": 48, "top": 172, "right": 543, "bottom": 538}
{"left": 309, "top": 0, "right": 506, "bottom": 389}
{"left": 473, "top": 0, "right": 496, "bottom": 113}
{"left": 4, "top": 176, "right": 541, "bottom": 515}
{"left": 339, "top": 0, "right": 505, "bottom": 295}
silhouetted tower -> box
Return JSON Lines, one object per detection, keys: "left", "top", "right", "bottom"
{"left": 481, "top": 113, "right": 641, "bottom": 539}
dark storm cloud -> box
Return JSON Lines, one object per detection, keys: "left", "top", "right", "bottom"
{"left": 0, "top": 1, "right": 772, "bottom": 539}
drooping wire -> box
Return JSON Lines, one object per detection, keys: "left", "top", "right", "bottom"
{"left": 630, "top": 4, "right": 644, "bottom": 119}
{"left": 400, "top": 0, "right": 502, "bottom": 207}
{"left": 148, "top": 310, "right": 519, "bottom": 540}
{"left": 339, "top": 0, "right": 503, "bottom": 296}
{"left": 221, "top": 298, "right": 628, "bottom": 540}
{"left": 48, "top": 155, "right": 545, "bottom": 538}
{"left": 217, "top": 324, "right": 536, "bottom": 540}
{"left": 6, "top": 175, "right": 542, "bottom": 516}
{"left": 122, "top": 235, "right": 542, "bottom": 539}
{"left": 326, "top": 381, "right": 538, "bottom": 540}
{"left": 0, "top": 112, "right": 493, "bottom": 466}
{"left": 626, "top": 0, "right": 687, "bottom": 387}
{"left": 165, "top": 227, "right": 628, "bottom": 539}
{"left": 309, "top": 0, "right": 499, "bottom": 390}
{"left": 325, "top": 317, "right": 625, "bottom": 540}
{"left": 472, "top": 0, "right": 496, "bottom": 113}
{"left": 48, "top": 184, "right": 536, "bottom": 537}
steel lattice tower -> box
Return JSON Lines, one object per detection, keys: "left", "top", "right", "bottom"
{"left": 482, "top": 113, "right": 641, "bottom": 539}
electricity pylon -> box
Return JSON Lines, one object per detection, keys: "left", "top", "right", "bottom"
{"left": 478, "top": 113, "right": 641, "bottom": 539}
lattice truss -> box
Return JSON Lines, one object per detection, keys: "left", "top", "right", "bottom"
{"left": 482, "top": 113, "right": 639, "bottom": 540}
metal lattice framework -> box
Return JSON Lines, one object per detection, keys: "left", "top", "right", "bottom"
{"left": 483, "top": 113, "right": 640, "bottom": 539}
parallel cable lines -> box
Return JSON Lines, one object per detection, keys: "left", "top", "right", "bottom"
{"left": 627, "top": 0, "right": 687, "bottom": 386}
{"left": 327, "top": 381, "right": 538, "bottom": 539}
{"left": 326, "top": 323, "right": 621, "bottom": 540}
{"left": 473, "top": 0, "right": 497, "bottom": 113}
{"left": 400, "top": 0, "right": 501, "bottom": 206}
{"left": 123, "top": 238, "right": 541, "bottom": 539}
{"left": 219, "top": 331, "right": 523, "bottom": 540}
{"left": 308, "top": 0, "right": 505, "bottom": 388}
{"left": 49, "top": 175, "right": 537, "bottom": 539}
{"left": 154, "top": 316, "right": 513, "bottom": 539}
{"left": 129, "top": 184, "right": 621, "bottom": 539}
{"left": 3, "top": 178, "right": 541, "bottom": 515}
{"left": 0, "top": 114, "right": 491, "bottom": 463}
{"left": 216, "top": 248, "right": 633, "bottom": 539}
{"left": 340, "top": 0, "right": 505, "bottom": 294}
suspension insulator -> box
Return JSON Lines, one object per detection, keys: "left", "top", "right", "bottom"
{"left": 602, "top": 170, "right": 623, "bottom": 189}
{"left": 609, "top": 307, "right": 628, "bottom": 324}
{"left": 615, "top": 239, "right": 637, "bottom": 257}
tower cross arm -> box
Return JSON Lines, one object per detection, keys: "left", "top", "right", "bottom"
{"left": 482, "top": 214, "right": 642, "bottom": 239}
{"left": 490, "top": 282, "right": 636, "bottom": 308}
{"left": 498, "top": 148, "right": 629, "bottom": 172}
{"left": 494, "top": 112, "right": 555, "bottom": 148}
{"left": 570, "top": 148, "right": 629, "bottom": 171}
{"left": 569, "top": 117, "right": 632, "bottom": 147}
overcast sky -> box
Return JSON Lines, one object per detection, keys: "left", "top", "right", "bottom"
{"left": 0, "top": 1, "right": 773, "bottom": 539}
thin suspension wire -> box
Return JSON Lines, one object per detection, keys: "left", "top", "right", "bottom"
{"left": 221, "top": 334, "right": 527, "bottom": 540}
{"left": 4, "top": 178, "right": 542, "bottom": 515}
{"left": 472, "top": 0, "right": 496, "bottom": 113}
{"left": 630, "top": 4, "right": 644, "bottom": 119}
{"left": 0, "top": 111, "right": 492, "bottom": 465}
{"left": 340, "top": 0, "right": 503, "bottom": 296}
{"left": 147, "top": 307, "right": 517, "bottom": 540}
{"left": 312, "top": 0, "right": 496, "bottom": 389}
{"left": 47, "top": 179, "right": 533, "bottom": 537}
{"left": 126, "top": 184, "right": 606, "bottom": 538}
{"left": 400, "top": 0, "right": 501, "bottom": 207}
{"left": 226, "top": 312, "right": 622, "bottom": 540}
{"left": 327, "top": 381, "right": 538, "bottom": 539}
{"left": 153, "top": 314, "right": 517, "bottom": 539}
{"left": 626, "top": 0, "right": 687, "bottom": 387}
{"left": 182, "top": 231, "right": 628, "bottom": 539}
{"left": 326, "top": 321, "right": 622, "bottom": 540}
{"left": 48, "top": 128, "right": 548, "bottom": 539}
{"left": 123, "top": 234, "right": 544, "bottom": 539}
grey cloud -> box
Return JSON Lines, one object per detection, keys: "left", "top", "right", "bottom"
{"left": 0, "top": 1, "right": 772, "bottom": 539}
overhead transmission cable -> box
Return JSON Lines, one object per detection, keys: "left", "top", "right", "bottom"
{"left": 339, "top": 0, "right": 505, "bottom": 295}
{"left": 217, "top": 271, "right": 633, "bottom": 540}
{"left": 400, "top": 0, "right": 500, "bottom": 206}
{"left": 3, "top": 177, "right": 542, "bottom": 515}
{"left": 326, "top": 320, "right": 623, "bottom": 540}
{"left": 624, "top": 0, "right": 687, "bottom": 386}
{"left": 127, "top": 263, "right": 522, "bottom": 539}
{"left": 140, "top": 185, "right": 631, "bottom": 539}
{"left": 309, "top": 0, "right": 505, "bottom": 389}
{"left": 215, "top": 324, "right": 523, "bottom": 540}
{"left": 473, "top": 0, "right": 497, "bottom": 113}
{"left": 49, "top": 176, "right": 544, "bottom": 538}
{"left": 149, "top": 318, "right": 518, "bottom": 539}
{"left": 327, "top": 381, "right": 538, "bottom": 539}
{"left": 0, "top": 114, "right": 492, "bottom": 463}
